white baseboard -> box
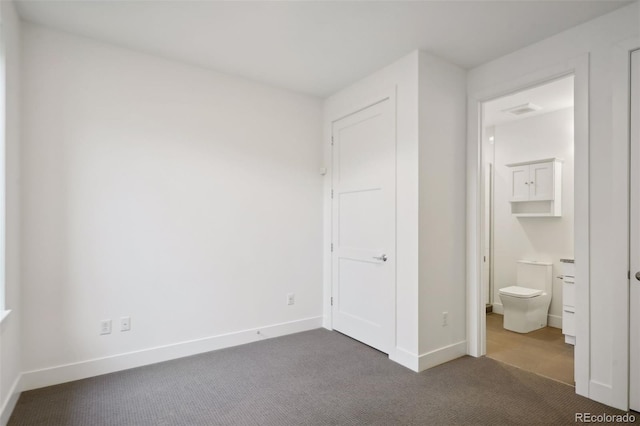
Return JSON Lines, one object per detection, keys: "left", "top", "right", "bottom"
{"left": 547, "top": 314, "right": 562, "bottom": 329}
{"left": 491, "top": 306, "right": 562, "bottom": 329}
{"left": 389, "top": 347, "right": 420, "bottom": 371}
{"left": 322, "top": 315, "right": 332, "bottom": 330}
{"left": 389, "top": 341, "right": 467, "bottom": 373}
{"left": 0, "top": 374, "right": 22, "bottom": 426}
{"left": 418, "top": 341, "right": 467, "bottom": 371}
{"left": 21, "top": 316, "right": 322, "bottom": 392}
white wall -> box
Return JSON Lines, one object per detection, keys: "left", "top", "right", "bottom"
{"left": 0, "top": 0, "right": 21, "bottom": 424}
{"left": 491, "top": 108, "right": 574, "bottom": 327}
{"left": 417, "top": 52, "right": 467, "bottom": 361}
{"left": 323, "top": 50, "right": 466, "bottom": 371}
{"left": 468, "top": 2, "right": 639, "bottom": 409}
{"left": 20, "top": 24, "right": 324, "bottom": 389}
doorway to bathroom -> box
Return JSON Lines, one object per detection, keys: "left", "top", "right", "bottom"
{"left": 480, "top": 75, "right": 575, "bottom": 385}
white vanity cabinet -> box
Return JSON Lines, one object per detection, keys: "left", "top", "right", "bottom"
{"left": 561, "top": 259, "right": 576, "bottom": 345}
{"left": 506, "top": 158, "right": 562, "bottom": 217}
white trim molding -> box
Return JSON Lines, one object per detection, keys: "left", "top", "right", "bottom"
{"left": 487, "top": 307, "right": 561, "bottom": 329}
{"left": 20, "top": 316, "right": 322, "bottom": 392}
{"left": 0, "top": 310, "right": 11, "bottom": 325}
{"left": 390, "top": 341, "right": 467, "bottom": 372}
{"left": 389, "top": 347, "right": 420, "bottom": 372}
{"left": 418, "top": 341, "right": 467, "bottom": 372}
{"left": 609, "top": 36, "right": 640, "bottom": 411}
{"left": 547, "top": 314, "right": 562, "bottom": 329}
{"left": 0, "top": 374, "right": 22, "bottom": 426}
{"left": 466, "top": 54, "right": 590, "bottom": 397}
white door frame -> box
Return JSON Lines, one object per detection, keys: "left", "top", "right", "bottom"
{"left": 612, "top": 37, "right": 640, "bottom": 411}
{"left": 329, "top": 95, "right": 396, "bottom": 354}
{"left": 323, "top": 89, "right": 398, "bottom": 350}
{"left": 466, "top": 55, "right": 591, "bottom": 395}
{"left": 628, "top": 46, "right": 640, "bottom": 413}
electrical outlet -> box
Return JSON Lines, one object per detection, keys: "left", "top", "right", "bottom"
{"left": 120, "top": 316, "right": 131, "bottom": 332}
{"left": 100, "top": 319, "right": 112, "bottom": 335}
{"left": 287, "top": 293, "right": 295, "bottom": 306}
{"left": 442, "top": 312, "right": 448, "bottom": 326}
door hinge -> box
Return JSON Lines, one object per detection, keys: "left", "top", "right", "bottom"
{"left": 331, "top": 243, "right": 333, "bottom": 252}
{"left": 331, "top": 297, "right": 333, "bottom": 306}
{"left": 331, "top": 189, "right": 334, "bottom": 199}
{"left": 331, "top": 136, "right": 334, "bottom": 146}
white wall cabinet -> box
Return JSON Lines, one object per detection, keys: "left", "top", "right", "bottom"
{"left": 506, "top": 158, "right": 562, "bottom": 217}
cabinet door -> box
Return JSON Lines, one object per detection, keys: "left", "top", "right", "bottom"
{"left": 563, "top": 309, "right": 575, "bottom": 336}
{"left": 562, "top": 281, "right": 575, "bottom": 307}
{"left": 509, "top": 165, "right": 530, "bottom": 201}
{"left": 529, "top": 162, "right": 554, "bottom": 201}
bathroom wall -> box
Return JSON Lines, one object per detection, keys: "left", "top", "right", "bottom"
{"left": 491, "top": 107, "right": 574, "bottom": 326}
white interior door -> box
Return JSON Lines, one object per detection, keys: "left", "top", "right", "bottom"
{"left": 331, "top": 98, "right": 395, "bottom": 354}
{"left": 629, "top": 48, "right": 640, "bottom": 413}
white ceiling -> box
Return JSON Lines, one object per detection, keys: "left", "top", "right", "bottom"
{"left": 15, "top": 0, "right": 632, "bottom": 97}
{"left": 483, "top": 75, "right": 574, "bottom": 127}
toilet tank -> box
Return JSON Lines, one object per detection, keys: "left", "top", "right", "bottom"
{"left": 516, "top": 260, "right": 553, "bottom": 293}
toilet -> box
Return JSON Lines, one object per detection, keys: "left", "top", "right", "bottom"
{"left": 498, "top": 260, "right": 553, "bottom": 333}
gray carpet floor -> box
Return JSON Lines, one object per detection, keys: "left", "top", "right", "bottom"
{"left": 9, "top": 329, "right": 638, "bottom": 425}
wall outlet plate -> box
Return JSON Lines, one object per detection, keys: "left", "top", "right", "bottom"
{"left": 100, "top": 319, "right": 112, "bottom": 335}
{"left": 120, "top": 316, "right": 131, "bottom": 332}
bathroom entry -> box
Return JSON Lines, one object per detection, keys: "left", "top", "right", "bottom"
{"left": 481, "top": 75, "right": 576, "bottom": 385}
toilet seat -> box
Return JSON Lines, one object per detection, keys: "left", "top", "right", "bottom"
{"left": 499, "top": 286, "right": 543, "bottom": 298}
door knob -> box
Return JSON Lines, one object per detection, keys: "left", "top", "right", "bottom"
{"left": 373, "top": 254, "right": 388, "bottom": 262}
{"left": 636, "top": 271, "right": 640, "bottom": 281}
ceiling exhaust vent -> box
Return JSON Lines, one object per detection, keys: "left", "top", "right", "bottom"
{"left": 502, "top": 102, "right": 542, "bottom": 116}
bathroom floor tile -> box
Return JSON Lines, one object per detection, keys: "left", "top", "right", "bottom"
{"left": 486, "top": 313, "right": 574, "bottom": 386}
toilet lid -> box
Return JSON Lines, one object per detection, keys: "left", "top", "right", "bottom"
{"left": 499, "top": 286, "right": 543, "bottom": 298}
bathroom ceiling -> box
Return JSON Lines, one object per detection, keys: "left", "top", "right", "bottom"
{"left": 483, "top": 76, "right": 574, "bottom": 127}
{"left": 15, "top": 0, "right": 632, "bottom": 97}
